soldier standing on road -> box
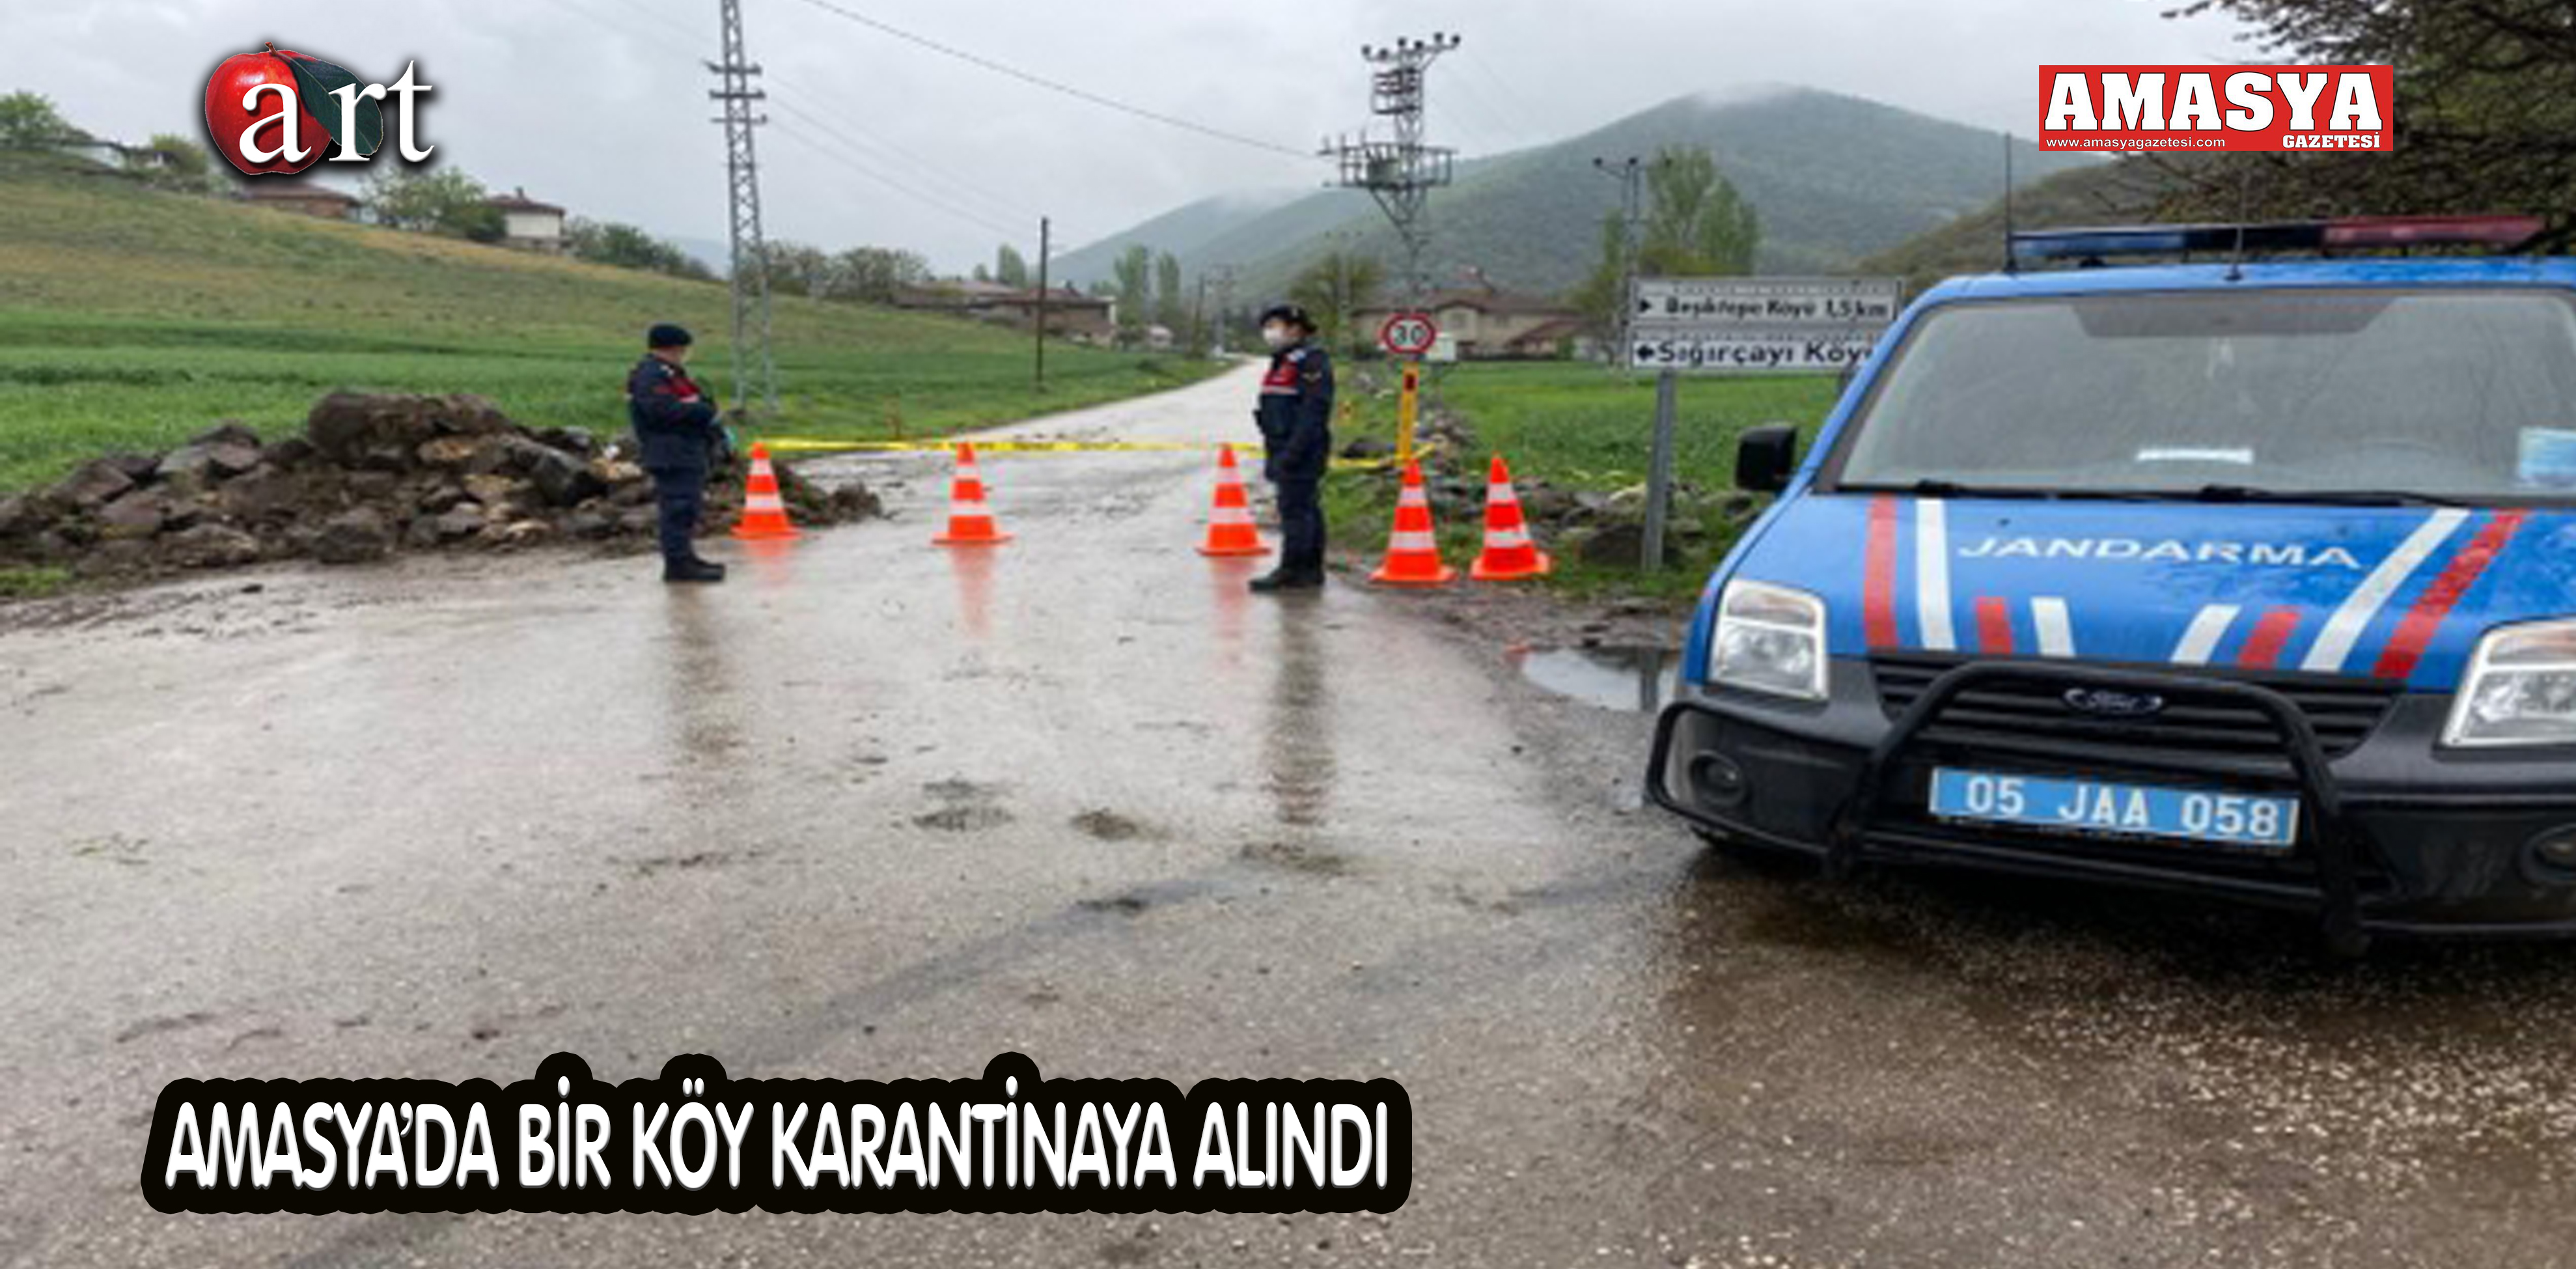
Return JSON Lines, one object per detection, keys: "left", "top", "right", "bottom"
{"left": 628, "top": 324, "right": 728, "bottom": 585}
{"left": 1251, "top": 303, "right": 1334, "bottom": 593}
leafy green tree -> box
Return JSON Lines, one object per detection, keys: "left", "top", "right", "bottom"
{"left": 2157, "top": 0, "right": 2576, "bottom": 232}
{"left": 1572, "top": 212, "right": 1635, "bottom": 340}
{"left": 1637, "top": 145, "right": 1760, "bottom": 275}
{"left": 760, "top": 240, "right": 835, "bottom": 296}
{"left": 1154, "top": 251, "right": 1186, "bottom": 334}
{"left": 827, "top": 246, "right": 931, "bottom": 303}
{"left": 1288, "top": 250, "right": 1387, "bottom": 358}
{"left": 996, "top": 244, "right": 1031, "bottom": 288}
{"left": 0, "top": 91, "right": 77, "bottom": 150}
{"left": 363, "top": 167, "right": 492, "bottom": 236}
{"left": 564, "top": 217, "right": 712, "bottom": 280}
{"left": 130, "top": 133, "right": 230, "bottom": 195}
{"left": 1111, "top": 244, "right": 1154, "bottom": 345}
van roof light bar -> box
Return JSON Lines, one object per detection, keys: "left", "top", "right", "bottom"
{"left": 2009, "top": 214, "right": 2547, "bottom": 263}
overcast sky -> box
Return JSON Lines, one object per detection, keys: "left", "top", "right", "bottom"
{"left": 9, "top": 0, "right": 2254, "bottom": 272}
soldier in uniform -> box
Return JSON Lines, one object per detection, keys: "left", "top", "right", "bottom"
{"left": 1250, "top": 303, "right": 1333, "bottom": 593}
{"left": 627, "top": 324, "right": 727, "bottom": 584}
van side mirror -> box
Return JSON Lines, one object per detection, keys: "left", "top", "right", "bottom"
{"left": 1736, "top": 425, "right": 1798, "bottom": 494}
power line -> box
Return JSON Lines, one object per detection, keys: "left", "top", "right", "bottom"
{"left": 768, "top": 115, "right": 1028, "bottom": 241}
{"left": 544, "top": 0, "right": 1047, "bottom": 247}
{"left": 1459, "top": 46, "right": 1547, "bottom": 145}
{"left": 780, "top": 0, "right": 1320, "bottom": 161}
{"left": 764, "top": 71, "right": 1040, "bottom": 230}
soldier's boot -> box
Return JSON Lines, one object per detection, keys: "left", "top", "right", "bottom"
{"left": 1249, "top": 564, "right": 1324, "bottom": 593}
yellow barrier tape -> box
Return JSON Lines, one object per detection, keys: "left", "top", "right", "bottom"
{"left": 758, "top": 436, "right": 1432, "bottom": 471}
{"left": 760, "top": 437, "right": 1225, "bottom": 454}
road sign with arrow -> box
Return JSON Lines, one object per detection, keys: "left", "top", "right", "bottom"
{"left": 1627, "top": 277, "right": 1902, "bottom": 375}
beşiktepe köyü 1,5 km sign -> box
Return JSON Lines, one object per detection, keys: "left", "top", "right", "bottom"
{"left": 1628, "top": 277, "right": 1902, "bottom": 374}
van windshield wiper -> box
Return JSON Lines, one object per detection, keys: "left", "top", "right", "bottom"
{"left": 1836, "top": 480, "right": 2171, "bottom": 501}
{"left": 2189, "top": 484, "right": 2474, "bottom": 508}
{"left": 1836, "top": 479, "right": 2058, "bottom": 499}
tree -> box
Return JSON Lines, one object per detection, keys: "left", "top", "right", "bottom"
{"left": 363, "top": 167, "right": 493, "bottom": 236}
{"left": 827, "top": 246, "right": 931, "bottom": 303}
{"left": 761, "top": 240, "right": 834, "bottom": 296}
{"left": 1288, "top": 250, "right": 1387, "bottom": 358}
{"left": 1571, "top": 212, "right": 1635, "bottom": 341}
{"left": 0, "top": 92, "right": 77, "bottom": 150}
{"left": 1637, "top": 145, "right": 1760, "bottom": 276}
{"left": 131, "top": 133, "right": 231, "bottom": 195}
{"left": 1111, "top": 244, "right": 1154, "bottom": 345}
{"left": 564, "top": 217, "right": 712, "bottom": 280}
{"left": 1154, "top": 251, "right": 1186, "bottom": 335}
{"left": 2155, "top": 0, "right": 2576, "bottom": 232}
{"left": 972, "top": 262, "right": 993, "bottom": 283}
{"left": 996, "top": 244, "right": 1030, "bottom": 288}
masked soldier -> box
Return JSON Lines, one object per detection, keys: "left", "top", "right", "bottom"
{"left": 1251, "top": 303, "right": 1333, "bottom": 593}
{"left": 627, "top": 324, "right": 727, "bottom": 584}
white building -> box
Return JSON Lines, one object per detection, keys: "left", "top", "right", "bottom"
{"left": 484, "top": 188, "right": 566, "bottom": 254}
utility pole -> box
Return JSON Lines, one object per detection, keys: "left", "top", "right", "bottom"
{"left": 1034, "top": 216, "right": 1050, "bottom": 389}
{"left": 1210, "top": 264, "right": 1238, "bottom": 357}
{"left": 708, "top": 0, "right": 778, "bottom": 413}
{"left": 1592, "top": 156, "right": 1644, "bottom": 373}
{"left": 1327, "top": 32, "right": 1459, "bottom": 464}
{"left": 1326, "top": 33, "right": 1460, "bottom": 315}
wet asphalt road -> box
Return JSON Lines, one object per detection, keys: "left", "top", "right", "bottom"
{"left": 10, "top": 365, "right": 2576, "bottom": 1266}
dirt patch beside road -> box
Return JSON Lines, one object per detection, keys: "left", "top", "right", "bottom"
{"left": 0, "top": 391, "right": 882, "bottom": 591}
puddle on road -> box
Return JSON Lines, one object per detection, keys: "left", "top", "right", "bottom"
{"left": 1512, "top": 645, "right": 1681, "bottom": 712}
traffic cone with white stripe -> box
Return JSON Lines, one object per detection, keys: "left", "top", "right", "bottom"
{"left": 1196, "top": 444, "right": 1271, "bottom": 557}
{"left": 730, "top": 443, "right": 801, "bottom": 540}
{"left": 932, "top": 441, "right": 1012, "bottom": 546}
{"left": 1469, "top": 453, "right": 1552, "bottom": 581}
{"left": 1368, "top": 460, "right": 1457, "bottom": 587}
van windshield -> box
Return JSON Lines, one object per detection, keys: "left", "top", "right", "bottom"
{"left": 1831, "top": 288, "right": 2576, "bottom": 503}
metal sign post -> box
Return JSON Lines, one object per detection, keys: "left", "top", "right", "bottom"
{"left": 1379, "top": 313, "right": 1439, "bottom": 469}
{"left": 1398, "top": 362, "right": 1422, "bottom": 468}
{"left": 1627, "top": 275, "right": 1903, "bottom": 572}
{"left": 1641, "top": 369, "right": 1680, "bottom": 571}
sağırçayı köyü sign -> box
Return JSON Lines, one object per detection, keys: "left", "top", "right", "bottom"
{"left": 2038, "top": 65, "right": 2392, "bottom": 153}
{"left": 1628, "top": 276, "right": 1899, "bottom": 374}
{"left": 1629, "top": 330, "right": 1881, "bottom": 374}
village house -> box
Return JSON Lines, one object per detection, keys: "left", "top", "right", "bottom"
{"left": 240, "top": 184, "right": 361, "bottom": 221}
{"left": 894, "top": 281, "right": 1118, "bottom": 344}
{"left": 484, "top": 188, "right": 567, "bottom": 253}
{"left": 1353, "top": 288, "right": 1588, "bottom": 361}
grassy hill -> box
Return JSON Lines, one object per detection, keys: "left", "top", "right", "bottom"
{"left": 1859, "top": 157, "right": 2181, "bottom": 292}
{"left": 1055, "top": 87, "right": 2101, "bottom": 301}
{"left": 0, "top": 154, "right": 1208, "bottom": 490}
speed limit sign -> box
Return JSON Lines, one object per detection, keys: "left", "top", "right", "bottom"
{"left": 1379, "top": 312, "right": 1439, "bottom": 357}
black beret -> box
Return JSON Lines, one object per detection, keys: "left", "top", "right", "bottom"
{"left": 1258, "top": 303, "right": 1316, "bottom": 332}
{"left": 646, "top": 323, "right": 693, "bottom": 348}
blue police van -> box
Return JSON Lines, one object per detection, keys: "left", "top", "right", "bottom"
{"left": 1646, "top": 216, "right": 2576, "bottom": 950}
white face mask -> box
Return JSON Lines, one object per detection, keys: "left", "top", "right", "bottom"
{"left": 1262, "top": 325, "right": 1292, "bottom": 350}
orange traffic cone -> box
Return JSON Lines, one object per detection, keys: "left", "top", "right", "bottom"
{"left": 1368, "top": 460, "right": 1457, "bottom": 587}
{"left": 1196, "top": 444, "right": 1272, "bottom": 557}
{"left": 932, "top": 441, "right": 1012, "bottom": 546}
{"left": 1469, "top": 453, "right": 1553, "bottom": 581}
{"left": 731, "top": 443, "right": 801, "bottom": 540}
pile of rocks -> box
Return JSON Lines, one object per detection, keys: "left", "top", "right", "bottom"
{"left": 0, "top": 391, "right": 881, "bottom": 579}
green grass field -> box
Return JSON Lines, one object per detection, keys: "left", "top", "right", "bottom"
{"left": 1328, "top": 361, "right": 1849, "bottom": 602}
{"left": 0, "top": 154, "right": 1212, "bottom": 491}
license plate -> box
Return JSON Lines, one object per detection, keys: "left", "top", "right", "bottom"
{"left": 1928, "top": 768, "right": 2301, "bottom": 852}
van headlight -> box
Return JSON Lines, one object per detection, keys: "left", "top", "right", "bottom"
{"left": 1710, "top": 579, "right": 1828, "bottom": 702}
{"left": 2444, "top": 619, "right": 2576, "bottom": 749}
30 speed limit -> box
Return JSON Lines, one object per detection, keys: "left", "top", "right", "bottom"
{"left": 1378, "top": 313, "right": 1439, "bottom": 357}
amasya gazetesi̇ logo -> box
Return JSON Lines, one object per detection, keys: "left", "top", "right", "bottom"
{"left": 201, "top": 42, "right": 433, "bottom": 176}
